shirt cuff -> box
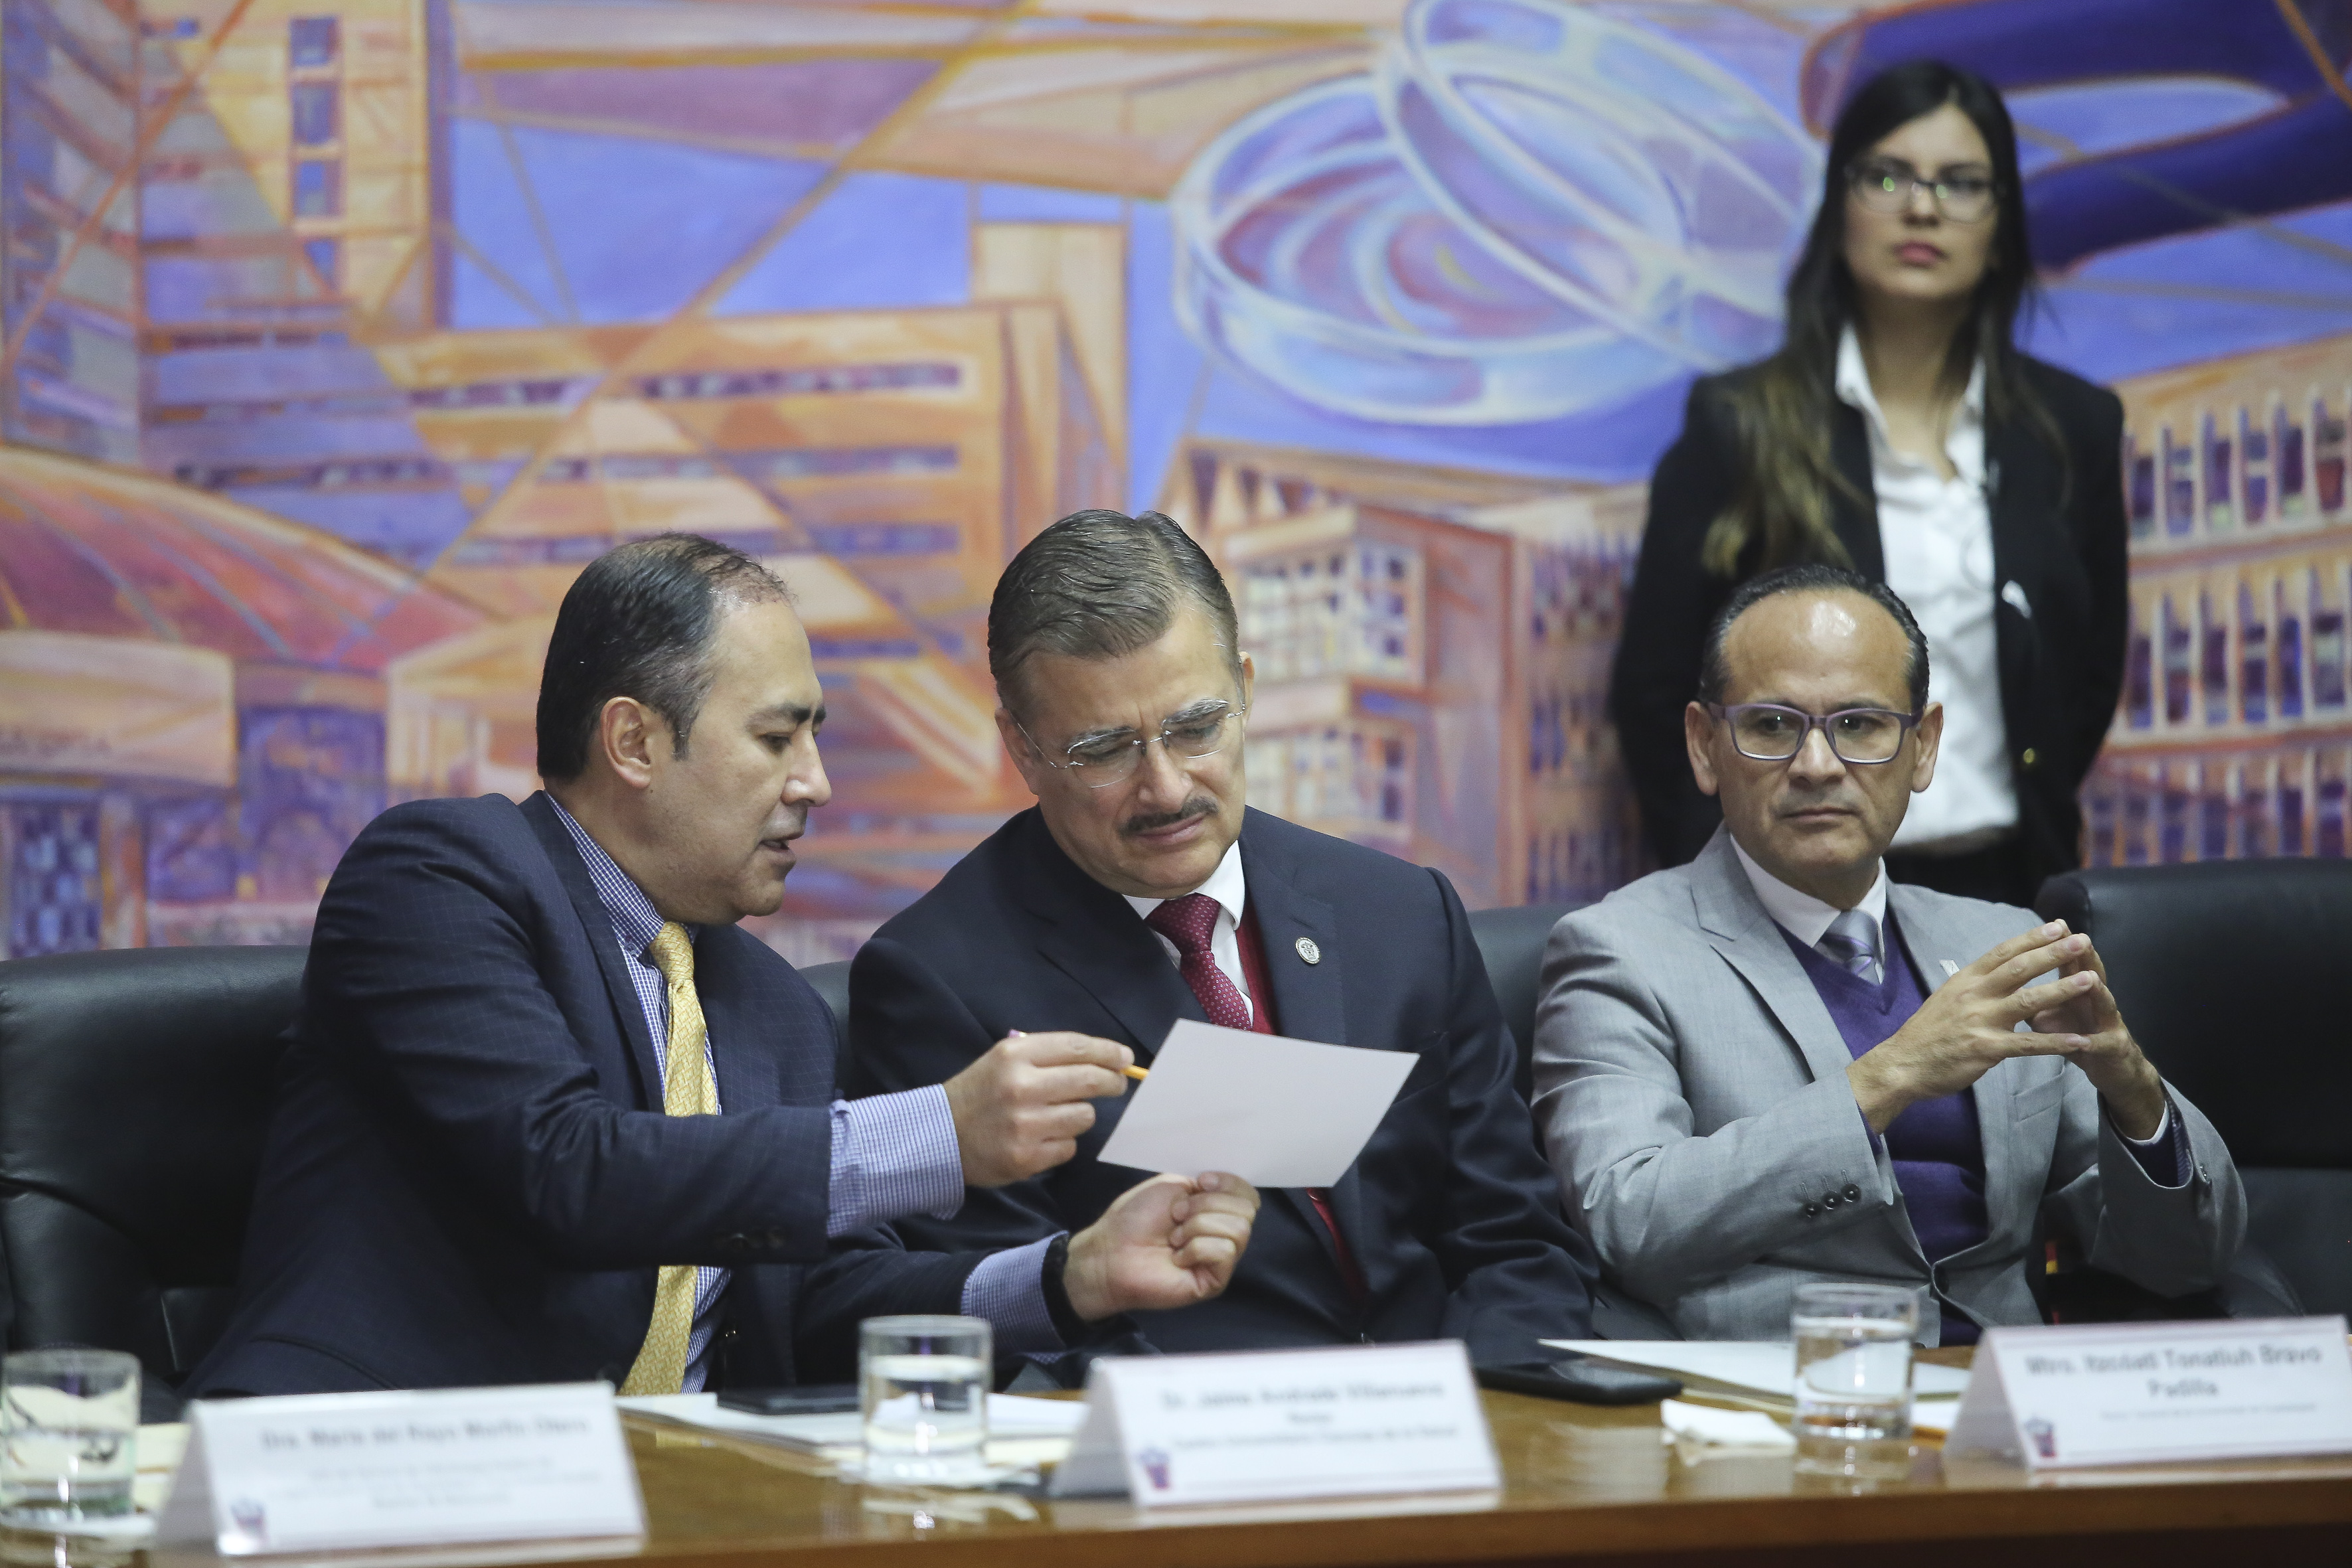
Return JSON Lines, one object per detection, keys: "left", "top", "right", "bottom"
{"left": 959, "top": 1234, "right": 1065, "bottom": 1356}
{"left": 827, "top": 1085, "right": 965, "bottom": 1238}
{"left": 2110, "top": 1099, "right": 2189, "bottom": 1188}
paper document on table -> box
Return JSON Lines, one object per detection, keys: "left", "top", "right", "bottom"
{"left": 616, "top": 1393, "right": 1085, "bottom": 1466}
{"left": 1096, "top": 1019, "right": 1417, "bottom": 1188}
{"left": 1541, "top": 1341, "right": 1972, "bottom": 1401}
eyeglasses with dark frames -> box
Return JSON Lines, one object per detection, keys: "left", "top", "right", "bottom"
{"left": 1846, "top": 157, "right": 1998, "bottom": 224}
{"left": 1706, "top": 702, "right": 1921, "bottom": 765}
{"left": 1016, "top": 700, "right": 1247, "bottom": 788}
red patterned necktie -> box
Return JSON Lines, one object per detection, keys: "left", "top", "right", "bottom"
{"left": 1143, "top": 893, "right": 1367, "bottom": 1304}
{"left": 1144, "top": 894, "right": 1253, "bottom": 1030}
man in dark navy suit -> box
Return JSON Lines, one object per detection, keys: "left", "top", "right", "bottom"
{"left": 846, "top": 510, "right": 1596, "bottom": 1381}
{"left": 191, "top": 534, "right": 1259, "bottom": 1397}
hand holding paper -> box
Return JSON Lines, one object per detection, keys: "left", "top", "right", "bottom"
{"left": 1096, "top": 1019, "right": 1417, "bottom": 1187}
{"left": 1065, "top": 1171, "right": 1262, "bottom": 1320}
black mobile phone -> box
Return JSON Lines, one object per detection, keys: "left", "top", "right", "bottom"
{"left": 1475, "top": 1356, "right": 1682, "bottom": 1407}
{"left": 717, "top": 1384, "right": 860, "bottom": 1416}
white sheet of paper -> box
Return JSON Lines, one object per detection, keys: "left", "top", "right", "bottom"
{"left": 1541, "top": 1340, "right": 1972, "bottom": 1400}
{"left": 614, "top": 1393, "right": 1083, "bottom": 1464}
{"left": 1096, "top": 1019, "right": 1417, "bottom": 1188}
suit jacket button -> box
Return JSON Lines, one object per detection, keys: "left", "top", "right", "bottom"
{"left": 1804, "top": 1203, "right": 1821, "bottom": 1218}
{"left": 1843, "top": 1184, "right": 1861, "bottom": 1202}
{"left": 2021, "top": 747, "right": 2038, "bottom": 769}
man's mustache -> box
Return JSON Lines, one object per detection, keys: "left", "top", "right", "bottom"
{"left": 1121, "top": 797, "right": 1217, "bottom": 838}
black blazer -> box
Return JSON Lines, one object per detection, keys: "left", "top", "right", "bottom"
{"left": 1610, "top": 355, "right": 2128, "bottom": 888}
{"left": 188, "top": 792, "right": 973, "bottom": 1395}
{"left": 844, "top": 807, "right": 1597, "bottom": 1373}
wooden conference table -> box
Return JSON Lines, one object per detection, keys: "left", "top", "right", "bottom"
{"left": 94, "top": 1352, "right": 2352, "bottom": 1568}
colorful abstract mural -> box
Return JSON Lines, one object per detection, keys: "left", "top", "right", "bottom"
{"left": 3, "top": 0, "right": 2349, "bottom": 959}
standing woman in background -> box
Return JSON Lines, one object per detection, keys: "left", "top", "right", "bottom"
{"left": 1610, "top": 59, "right": 2127, "bottom": 907}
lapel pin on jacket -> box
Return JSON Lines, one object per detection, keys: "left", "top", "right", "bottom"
{"left": 1294, "top": 937, "right": 1321, "bottom": 965}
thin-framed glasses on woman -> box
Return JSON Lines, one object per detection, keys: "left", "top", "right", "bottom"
{"left": 1705, "top": 703, "right": 1920, "bottom": 765}
{"left": 1017, "top": 698, "right": 1247, "bottom": 788}
{"left": 1846, "top": 157, "right": 1998, "bottom": 223}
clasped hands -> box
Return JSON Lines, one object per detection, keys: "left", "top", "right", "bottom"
{"left": 941, "top": 1030, "right": 1259, "bottom": 1324}
{"left": 1846, "top": 919, "right": 2167, "bottom": 1139}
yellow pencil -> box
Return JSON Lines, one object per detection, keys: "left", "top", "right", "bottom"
{"left": 1008, "top": 1030, "right": 1146, "bottom": 1081}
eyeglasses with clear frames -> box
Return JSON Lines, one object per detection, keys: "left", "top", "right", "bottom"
{"left": 1846, "top": 157, "right": 1998, "bottom": 224}
{"left": 1018, "top": 700, "right": 1248, "bottom": 788}
{"left": 1706, "top": 702, "right": 1921, "bottom": 765}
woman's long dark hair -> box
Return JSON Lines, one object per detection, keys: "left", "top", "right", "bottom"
{"left": 1700, "top": 58, "right": 2061, "bottom": 578}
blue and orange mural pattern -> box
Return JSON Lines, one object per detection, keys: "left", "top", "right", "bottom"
{"left": 3, "top": 0, "right": 2348, "bottom": 958}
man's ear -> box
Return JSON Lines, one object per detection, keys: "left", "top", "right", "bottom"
{"left": 994, "top": 706, "right": 1048, "bottom": 800}
{"left": 1909, "top": 700, "right": 1944, "bottom": 796}
{"left": 1683, "top": 702, "right": 1721, "bottom": 798}
{"left": 599, "top": 696, "right": 663, "bottom": 789}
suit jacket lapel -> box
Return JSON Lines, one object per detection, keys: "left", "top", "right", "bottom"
{"left": 1239, "top": 811, "right": 1345, "bottom": 1049}
{"left": 521, "top": 793, "right": 665, "bottom": 1107}
{"left": 691, "top": 929, "right": 773, "bottom": 1111}
{"left": 1984, "top": 418, "right": 2041, "bottom": 721}
{"left": 1688, "top": 831, "right": 1855, "bottom": 1087}
{"left": 1828, "top": 402, "right": 1885, "bottom": 580}
{"left": 1233, "top": 811, "right": 1360, "bottom": 1261}
{"left": 1013, "top": 813, "right": 1200, "bottom": 1062}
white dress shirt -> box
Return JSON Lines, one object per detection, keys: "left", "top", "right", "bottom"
{"left": 1731, "top": 834, "right": 1888, "bottom": 955}
{"left": 1834, "top": 326, "right": 2017, "bottom": 852}
{"left": 1126, "top": 838, "right": 1252, "bottom": 1021}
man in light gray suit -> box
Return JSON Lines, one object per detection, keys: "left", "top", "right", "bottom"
{"left": 1537, "top": 564, "right": 2241, "bottom": 1342}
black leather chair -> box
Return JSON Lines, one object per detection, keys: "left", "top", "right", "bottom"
{"left": 2037, "top": 859, "right": 2352, "bottom": 1317}
{"left": 0, "top": 946, "right": 305, "bottom": 1391}
{"left": 1467, "top": 903, "right": 1584, "bottom": 1104}
{"left": 803, "top": 960, "right": 850, "bottom": 1050}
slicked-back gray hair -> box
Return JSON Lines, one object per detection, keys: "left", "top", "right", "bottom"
{"left": 988, "top": 509, "right": 1240, "bottom": 711}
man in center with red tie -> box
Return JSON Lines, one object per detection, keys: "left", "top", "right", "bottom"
{"left": 845, "top": 509, "right": 1596, "bottom": 1382}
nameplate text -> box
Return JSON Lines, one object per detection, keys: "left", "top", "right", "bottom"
{"left": 1947, "top": 1316, "right": 2352, "bottom": 1468}
{"left": 1050, "top": 1341, "right": 1498, "bottom": 1506}
{"left": 158, "top": 1382, "right": 645, "bottom": 1555}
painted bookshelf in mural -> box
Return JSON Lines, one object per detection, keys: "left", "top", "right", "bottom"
{"left": 2092, "top": 334, "right": 2352, "bottom": 865}
{"left": 1162, "top": 442, "right": 1647, "bottom": 910}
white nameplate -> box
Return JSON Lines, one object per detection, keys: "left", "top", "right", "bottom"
{"left": 157, "top": 1382, "right": 645, "bottom": 1555}
{"left": 1946, "top": 1316, "right": 2352, "bottom": 1469}
{"left": 1048, "top": 1340, "right": 1498, "bottom": 1506}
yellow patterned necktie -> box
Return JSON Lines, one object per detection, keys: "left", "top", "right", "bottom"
{"left": 618, "top": 921, "right": 720, "bottom": 1395}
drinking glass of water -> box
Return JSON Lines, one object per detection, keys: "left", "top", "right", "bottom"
{"left": 1791, "top": 1283, "right": 1918, "bottom": 1478}
{"left": 1, "top": 1348, "right": 139, "bottom": 1526}
{"left": 858, "top": 1315, "right": 991, "bottom": 1484}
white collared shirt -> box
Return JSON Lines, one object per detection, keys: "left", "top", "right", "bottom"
{"left": 1125, "top": 839, "right": 1252, "bottom": 1022}
{"left": 1834, "top": 325, "right": 2017, "bottom": 850}
{"left": 1730, "top": 835, "right": 1888, "bottom": 953}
